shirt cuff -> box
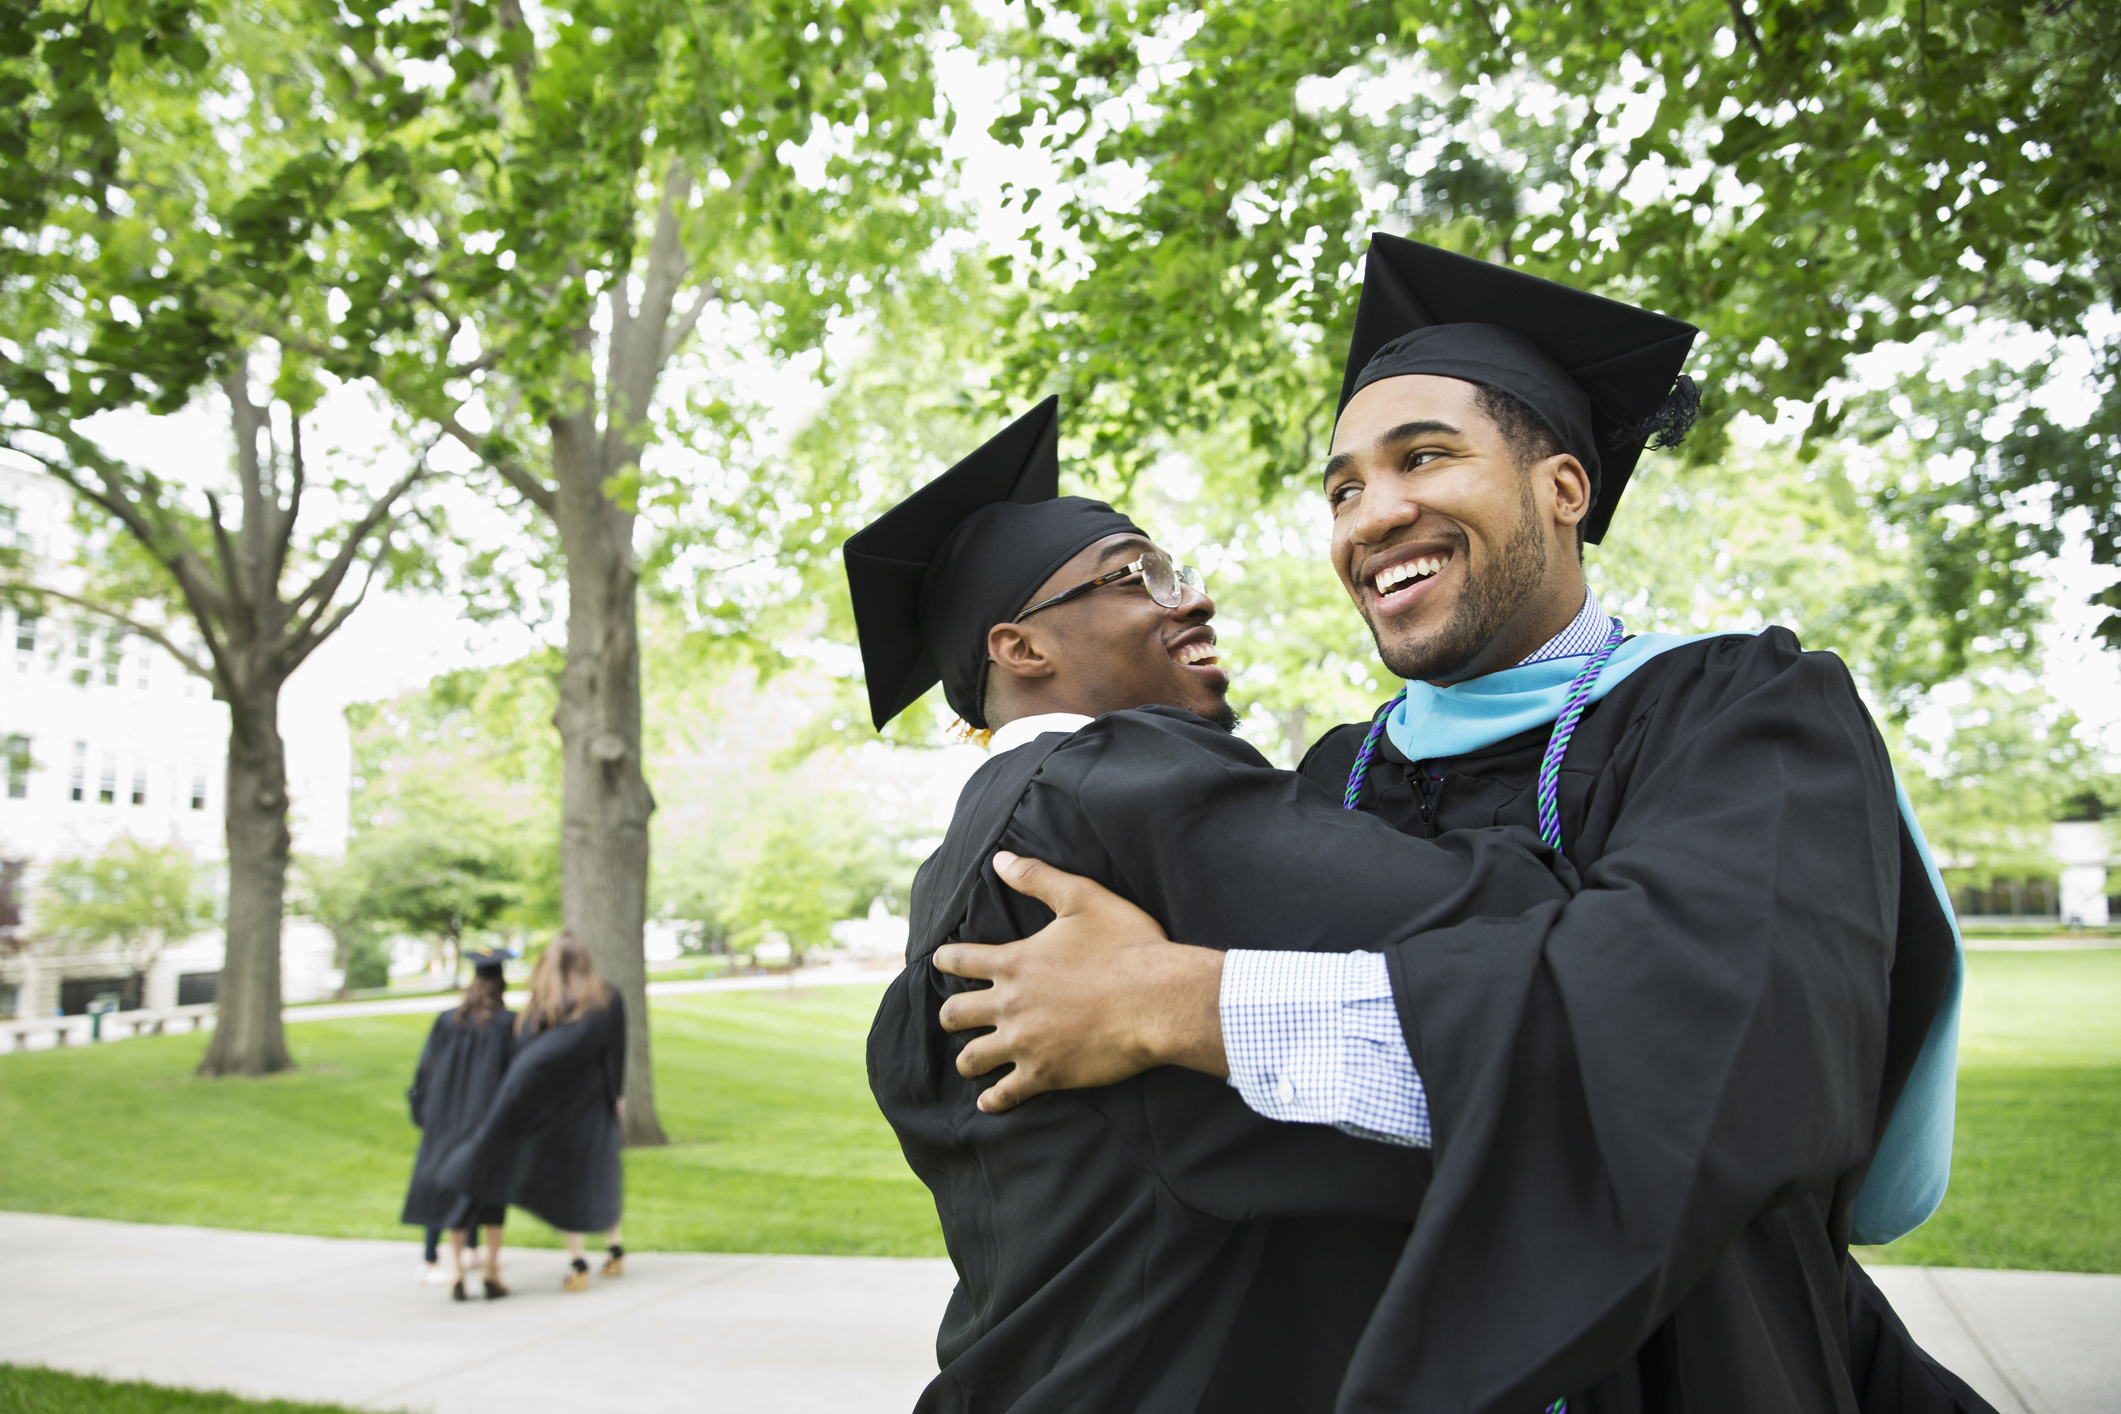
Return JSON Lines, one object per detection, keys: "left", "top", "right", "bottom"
{"left": 1219, "top": 949, "right": 1431, "bottom": 1149}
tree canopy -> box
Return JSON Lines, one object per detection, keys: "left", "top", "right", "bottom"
{"left": 986, "top": 0, "right": 2119, "bottom": 659}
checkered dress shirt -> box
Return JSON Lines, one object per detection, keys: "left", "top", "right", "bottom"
{"left": 1219, "top": 593, "right": 1614, "bottom": 1147}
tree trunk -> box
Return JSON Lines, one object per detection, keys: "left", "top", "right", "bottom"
{"left": 553, "top": 467, "right": 664, "bottom": 1146}
{"left": 198, "top": 686, "right": 293, "bottom": 1076}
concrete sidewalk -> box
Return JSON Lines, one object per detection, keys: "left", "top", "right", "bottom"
{"left": 1, "top": 1214, "right": 2113, "bottom": 1413}
{"left": 1865, "top": 1264, "right": 2121, "bottom": 1414}
{"left": 0, "top": 1212, "right": 954, "bottom": 1413}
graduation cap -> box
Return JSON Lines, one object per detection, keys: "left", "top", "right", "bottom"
{"left": 843, "top": 396, "right": 1143, "bottom": 731}
{"left": 1338, "top": 233, "right": 1702, "bottom": 544}
{"left": 464, "top": 948, "right": 510, "bottom": 980}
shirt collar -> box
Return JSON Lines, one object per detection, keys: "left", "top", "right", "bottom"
{"left": 988, "top": 712, "right": 1096, "bottom": 755}
{"left": 1515, "top": 591, "right": 1614, "bottom": 667}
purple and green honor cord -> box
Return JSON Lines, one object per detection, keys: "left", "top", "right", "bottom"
{"left": 1341, "top": 623, "right": 1626, "bottom": 1414}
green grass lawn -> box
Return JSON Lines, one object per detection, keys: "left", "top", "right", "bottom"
{"left": 1853, "top": 949, "right": 2120, "bottom": 1273}
{"left": 3, "top": 957, "right": 2114, "bottom": 1271}
{"left": 0, "top": 985, "right": 944, "bottom": 1257}
{"left": 0, "top": 1366, "right": 372, "bottom": 1414}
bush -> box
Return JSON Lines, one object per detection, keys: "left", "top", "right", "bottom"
{"left": 342, "top": 934, "right": 390, "bottom": 991}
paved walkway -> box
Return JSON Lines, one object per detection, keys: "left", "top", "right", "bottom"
{"left": 2, "top": 1214, "right": 2115, "bottom": 1413}
{"left": 0, "top": 1213, "right": 954, "bottom": 1413}
{"left": 1864, "top": 1264, "right": 2121, "bottom": 1414}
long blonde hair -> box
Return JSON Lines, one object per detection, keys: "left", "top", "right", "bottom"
{"left": 516, "top": 931, "right": 610, "bottom": 1036}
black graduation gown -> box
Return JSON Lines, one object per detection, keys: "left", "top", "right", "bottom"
{"left": 438, "top": 993, "right": 626, "bottom": 1233}
{"left": 1298, "top": 629, "right": 1989, "bottom": 1414}
{"left": 401, "top": 1005, "right": 516, "bottom": 1228}
{"left": 871, "top": 705, "right": 1578, "bottom": 1414}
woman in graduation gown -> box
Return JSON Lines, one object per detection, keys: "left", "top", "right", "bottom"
{"left": 401, "top": 950, "right": 515, "bottom": 1300}
{"left": 439, "top": 931, "right": 627, "bottom": 1293}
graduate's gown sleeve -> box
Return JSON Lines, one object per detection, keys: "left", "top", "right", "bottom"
{"left": 407, "top": 1013, "right": 443, "bottom": 1127}
{"left": 1340, "top": 633, "right": 1903, "bottom": 1413}
{"left": 908, "top": 705, "right": 1579, "bottom": 1218}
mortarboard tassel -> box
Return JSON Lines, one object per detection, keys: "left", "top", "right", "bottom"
{"left": 1614, "top": 374, "right": 1702, "bottom": 452}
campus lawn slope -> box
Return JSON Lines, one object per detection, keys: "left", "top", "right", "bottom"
{"left": 2, "top": 957, "right": 2114, "bottom": 1270}
{"left": 1854, "top": 949, "right": 2120, "bottom": 1273}
{"left": 0, "top": 985, "right": 944, "bottom": 1257}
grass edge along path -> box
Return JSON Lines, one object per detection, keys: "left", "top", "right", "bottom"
{"left": 0, "top": 1364, "right": 379, "bottom": 1414}
{"left": 1, "top": 955, "right": 2114, "bottom": 1272}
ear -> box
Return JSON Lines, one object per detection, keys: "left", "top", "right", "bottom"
{"left": 1541, "top": 453, "right": 1593, "bottom": 530}
{"left": 986, "top": 621, "right": 1059, "bottom": 684}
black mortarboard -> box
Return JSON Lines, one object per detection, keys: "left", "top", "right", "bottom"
{"left": 1338, "top": 234, "right": 1701, "bottom": 543}
{"left": 465, "top": 948, "right": 509, "bottom": 980}
{"left": 843, "top": 397, "right": 1143, "bottom": 730}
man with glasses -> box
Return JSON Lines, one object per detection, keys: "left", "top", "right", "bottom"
{"left": 846, "top": 395, "right": 1582, "bottom": 1414}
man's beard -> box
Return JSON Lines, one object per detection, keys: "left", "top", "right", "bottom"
{"left": 1363, "top": 482, "right": 1549, "bottom": 684}
{"left": 1199, "top": 694, "right": 1240, "bottom": 733}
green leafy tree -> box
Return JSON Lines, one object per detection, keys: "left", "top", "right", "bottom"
{"left": 357, "top": 821, "right": 523, "bottom": 978}
{"left": 1898, "top": 681, "right": 2114, "bottom": 900}
{"left": 37, "top": 839, "right": 218, "bottom": 1006}
{"left": 986, "top": 0, "right": 2119, "bottom": 663}
{"left": 347, "top": 668, "right": 562, "bottom": 959}
{"left": 1, "top": 3, "right": 437, "bottom": 1074}
{"left": 194, "top": 0, "right": 965, "bottom": 1143}
{"left": 291, "top": 854, "right": 391, "bottom": 994}
{"left": 727, "top": 810, "right": 897, "bottom": 966}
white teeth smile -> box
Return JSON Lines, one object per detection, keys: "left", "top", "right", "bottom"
{"left": 1374, "top": 554, "right": 1449, "bottom": 596}
{"left": 1173, "top": 641, "right": 1220, "bottom": 666}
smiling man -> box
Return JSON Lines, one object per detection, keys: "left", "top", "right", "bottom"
{"left": 846, "top": 396, "right": 1584, "bottom": 1414}
{"left": 930, "top": 240, "right": 1987, "bottom": 1414}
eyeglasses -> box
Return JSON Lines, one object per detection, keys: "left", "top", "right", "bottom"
{"left": 1014, "top": 547, "right": 1206, "bottom": 623}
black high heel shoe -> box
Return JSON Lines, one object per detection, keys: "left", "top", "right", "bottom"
{"left": 451, "top": 1275, "right": 469, "bottom": 1302}
{"left": 483, "top": 1275, "right": 510, "bottom": 1299}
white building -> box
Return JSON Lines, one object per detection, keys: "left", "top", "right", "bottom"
{"left": 2053, "top": 819, "right": 2117, "bottom": 928}
{"left": 0, "top": 462, "right": 348, "bottom": 1020}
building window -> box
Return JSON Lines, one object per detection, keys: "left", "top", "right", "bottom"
{"left": 190, "top": 772, "right": 207, "bottom": 811}
{"left": 131, "top": 767, "right": 147, "bottom": 806}
{"left": 12, "top": 611, "right": 33, "bottom": 655}
{"left": 0, "top": 502, "right": 20, "bottom": 549}
{"left": 70, "top": 741, "right": 86, "bottom": 801}
{"left": 71, "top": 623, "right": 92, "bottom": 686}
{"left": 98, "top": 758, "right": 116, "bottom": 805}
{"left": 102, "top": 630, "right": 123, "bottom": 686}
{"left": 4, "top": 735, "right": 27, "bottom": 799}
